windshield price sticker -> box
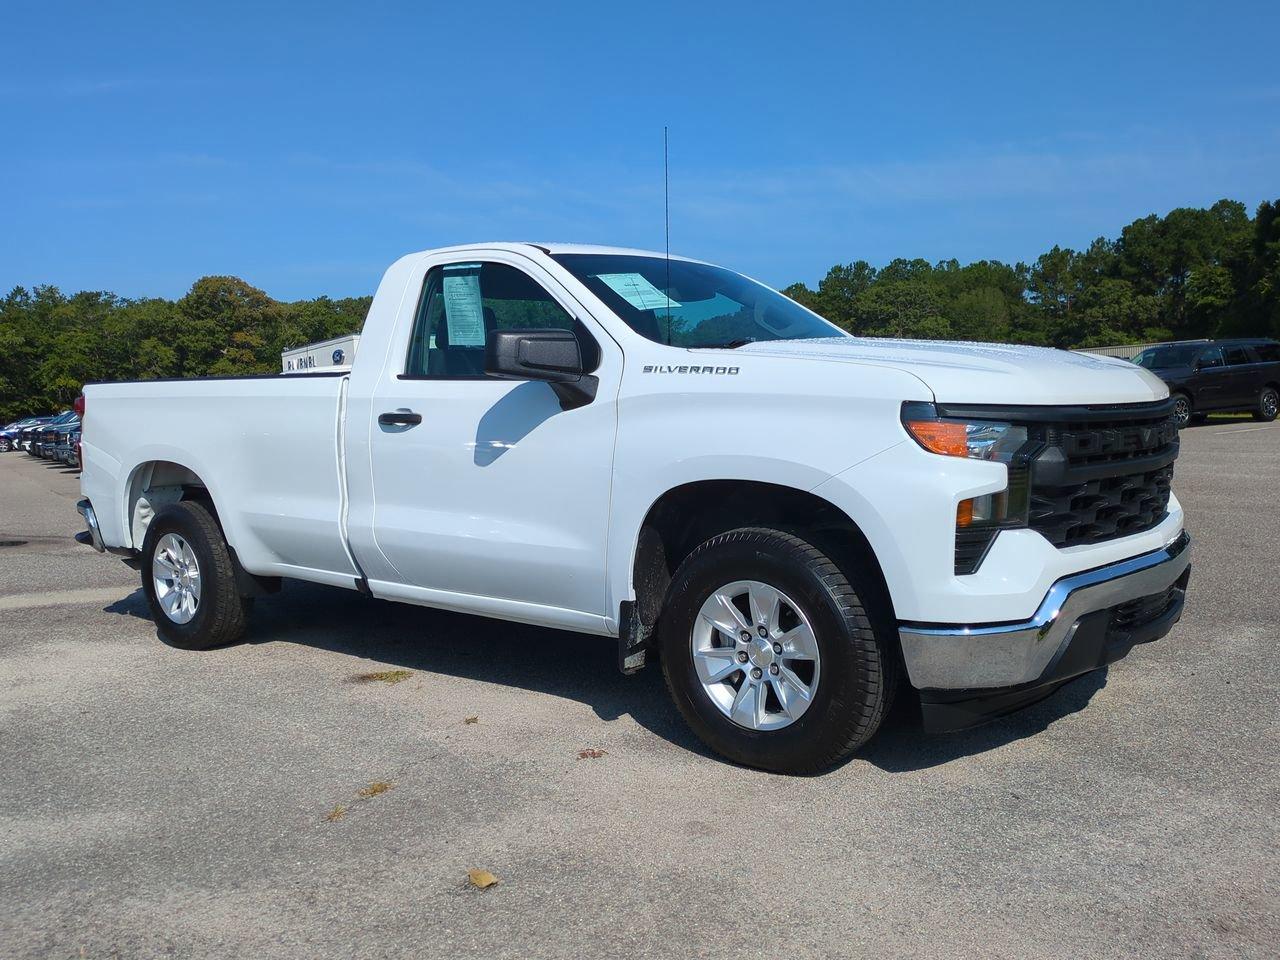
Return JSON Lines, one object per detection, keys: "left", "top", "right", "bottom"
{"left": 596, "top": 273, "right": 680, "bottom": 312}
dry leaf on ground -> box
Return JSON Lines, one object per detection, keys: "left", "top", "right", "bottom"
{"left": 467, "top": 868, "right": 500, "bottom": 889}
{"left": 577, "top": 748, "right": 607, "bottom": 760}
{"left": 352, "top": 670, "right": 413, "bottom": 685}
{"left": 357, "top": 781, "right": 393, "bottom": 799}
{"left": 464, "top": 716, "right": 479, "bottom": 724}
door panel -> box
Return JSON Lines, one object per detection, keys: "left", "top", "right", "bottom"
{"left": 1192, "top": 346, "right": 1227, "bottom": 408}
{"left": 1220, "top": 345, "right": 1257, "bottom": 406}
{"left": 362, "top": 254, "right": 620, "bottom": 624}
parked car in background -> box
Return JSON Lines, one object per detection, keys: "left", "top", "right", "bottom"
{"left": 65, "top": 429, "right": 82, "bottom": 469}
{"left": 17, "top": 415, "right": 61, "bottom": 452}
{"left": 53, "top": 426, "right": 81, "bottom": 467}
{"left": 1134, "top": 338, "right": 1280, "bottom": 427}
{"left": 29, "top": 411, "right": 77, "bottom": 457}
{"left": 2, "top": 421, "right": 28, "bottom": 452}
{"left": 3, "top": 416, "right": 53, "bottom": 452}
{"left": 51, "top": 419, "right": 81, "bottom": 460}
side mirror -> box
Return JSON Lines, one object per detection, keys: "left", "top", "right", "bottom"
{"left": 485, "top": 328, "right": 598, "bottom": 410}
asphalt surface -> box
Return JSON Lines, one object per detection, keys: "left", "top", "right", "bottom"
{"left": 1, "top": 421, "right": 1277, "bottom": 960}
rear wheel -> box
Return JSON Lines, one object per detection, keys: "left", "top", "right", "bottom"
{"left": 1172, "top": 393, "right": 1192, "bottom": 428}
{"left": 141, "top": 500, "right": 249, "bottom": 650}
{"left": 0, "top": 438, "right": 10, "bottom": 452}
{"left": 660, "top": 527, "right": 896, "bottom": 774}
{"left": 1255, "top": 386, "right": 1279, "bottom": 422}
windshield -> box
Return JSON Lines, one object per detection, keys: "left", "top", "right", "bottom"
{"left": 551, "top": 254, "right": 840, "bottom": 348}
{"left": 1134, "top": 344, "right": 1202, "bottom": 368}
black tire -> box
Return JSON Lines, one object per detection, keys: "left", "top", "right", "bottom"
{"left": 659, "top": 527, "right": 897, "bottom": 774}
{"left": 141, "top": 500, "right": 250, "bottom": 650}
{"left": 1171, "top": 392, "right": 1192, "bottom": 429}
{"left": 0, "top": 438, "right": 10, "bottom": 452}
{"left": 1255, "top": 385, "right": 1279, "bottom": 422}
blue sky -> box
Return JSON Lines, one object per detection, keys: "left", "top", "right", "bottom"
{"left": 2, "top": 0, "right": 1277, "bottom": 300}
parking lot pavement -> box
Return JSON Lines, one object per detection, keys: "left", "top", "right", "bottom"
{"left": 1, "top": 422, "right": 1277, "bottom": 960}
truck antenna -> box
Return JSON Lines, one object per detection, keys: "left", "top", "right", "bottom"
{"left": 664, "top": 125, "right": 672, "bottom": 345}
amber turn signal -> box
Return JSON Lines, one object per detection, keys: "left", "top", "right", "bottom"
{"left": 903, "top": 418, "right": 968, "bottom": 457}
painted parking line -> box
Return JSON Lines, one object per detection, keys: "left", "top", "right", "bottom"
{"left": 0, "top": 587, "right": 130, "bottom": 612}
{"left": 1204, "top": 424, "right": 1280, "bottom": 435}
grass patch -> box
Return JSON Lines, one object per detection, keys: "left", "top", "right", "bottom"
{"left": 352, "top": 669, "right": 413, "bottom": 685}
{"left": 323, "top": 782, "right": 394, "bottom": 823}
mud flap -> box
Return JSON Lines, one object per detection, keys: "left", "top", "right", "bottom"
{"left": 617, "top": 599, "right": 653, "bottom": 674}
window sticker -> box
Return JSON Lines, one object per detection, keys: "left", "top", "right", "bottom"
{"left": 595, "top": 273, "right": 680, "bottom": 312}
{"left": 442, "top": 265, "right": 485, "bottom": 346}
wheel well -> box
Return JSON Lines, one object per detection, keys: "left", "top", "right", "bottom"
{"left": 126, "top": 460, "right": 219, "bottom": 549}
{"left": 126, "top": 460, "right": 278, "bottom": 597}
{"left": 630, "top": 480, "right": 896, "bottom": 633}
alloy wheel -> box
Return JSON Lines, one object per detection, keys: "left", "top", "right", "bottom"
{"left": 690, "top": 579, "right": 821, "bottom": 731}
{"left": 152, "top": 532, "right": 201, "bottom": 624}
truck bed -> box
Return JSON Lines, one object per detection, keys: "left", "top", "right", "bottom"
{"left": 80, "top": 373, "right": 361, "bottom": 587}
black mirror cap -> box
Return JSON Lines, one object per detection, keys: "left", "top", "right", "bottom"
{"left": 485, "top": 328, "right": 598, "bottom": 410}
{"left": 486, "top": 328, "right": 584, "bottom": 382}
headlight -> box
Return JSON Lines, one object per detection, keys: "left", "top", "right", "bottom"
{"left": 901, "top": 402, "right": 1036, "bottom": 574}
{"left": 900, "top": 402, "right": 1027, "bottom": 462}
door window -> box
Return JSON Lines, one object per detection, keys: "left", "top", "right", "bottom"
{"left": 1255, "top": 343, "right": 1280, "bottom": 362}
{"left": 404, "top": 262, "right": 598, "bottom": 378}
{"left": 1197, "top": 347, "right": 1224, "bottom": 369}
{"left": 1222, "top": 345, "right": 1251, "bottom": 366}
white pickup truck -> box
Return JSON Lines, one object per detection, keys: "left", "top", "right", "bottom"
{"left": 77, "top": 243, "right": 1191, "bottom": 773}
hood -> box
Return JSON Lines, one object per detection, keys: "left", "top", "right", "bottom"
{"left": 734, "top": 336, "right": 1169, "bottom": 406}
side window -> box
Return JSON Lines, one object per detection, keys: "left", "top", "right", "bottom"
{"left": 1197, "top": 346, "right": 1224, "bottom": 369}
{"left": 1255, "top": 343, "right": 1280, "bottom": 363}
{"left": 405, "top": 262, "right": 598, "bottom": 378}
{"left": 1222, "top": 345, "right": 1251, "bottom": 366}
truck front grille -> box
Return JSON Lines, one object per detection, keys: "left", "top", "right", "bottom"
{"left": 1026, "top": 406, "right": 1179, "bottom": 548}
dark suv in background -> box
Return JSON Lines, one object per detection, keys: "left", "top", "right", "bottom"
{"left": 1134, "top": 338, "right": 1280, "bottom": 427}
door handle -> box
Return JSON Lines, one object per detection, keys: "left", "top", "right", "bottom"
{"left": 378, "top": 410, "right": 423, "bottom": 426}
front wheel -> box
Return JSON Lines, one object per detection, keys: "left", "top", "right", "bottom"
{"left": 1255, "top": 386, "right": 1279, "bottom": 422}
{"left": 1172, "top": 393, "right": 1192, "bottom": 429}
{"left": 141, "top": 500, "right": 250, "bottom": 650}
{"left": 660, "top": 527, "right": 896, "bottom": 774}
{"left": 0, "top": 438, "right": 10, "bottom": 452}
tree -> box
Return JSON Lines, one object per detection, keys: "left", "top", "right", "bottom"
{"left": 851, "top": 279, "right": 950, "bottom": 339}
{"left": 813, "top": 261, "right": 877, "bottom": 328}
{"left": 950, "top": 287, "right": 1010, "bottom": 342}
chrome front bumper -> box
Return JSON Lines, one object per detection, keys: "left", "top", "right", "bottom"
{"left": 899, "top": 532, "right": 1191, "bottom": 690}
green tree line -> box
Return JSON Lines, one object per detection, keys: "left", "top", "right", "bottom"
{"left": 0, "top": 279, "right": 372, "bottom": 421}
{"left": 2, "top": 197, "right": 1278, "bottom": 422}
{"left": 783, "top": 199, "right": 1280, "bottom": 348}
